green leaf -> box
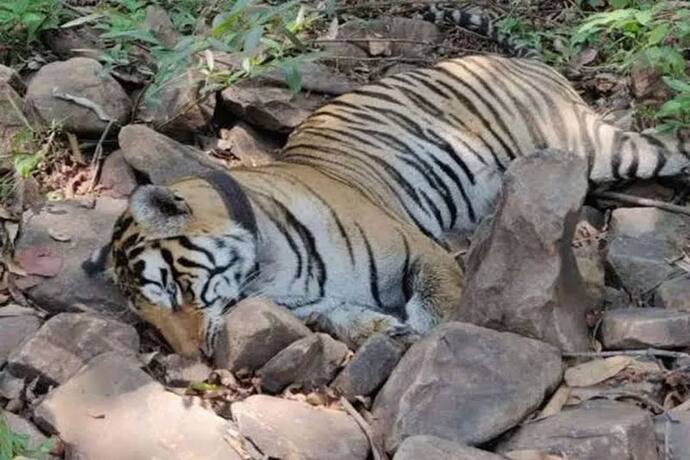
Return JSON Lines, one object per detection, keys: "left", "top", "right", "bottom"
{"left": 281, "top": 61, "right": 301, "bottom": 94}
{"left": 14, "top": 153, "right": 41, "bottom": 178}
{"left": 243, "top": 25, "right": 263, "bottom": 53}
{"left": 662, "top": 76, "right": 690, "bottom": 94}
{"left": 61, "top": 13, "right": 104, "bottom": 29}
{"left": 647, "top": 24, "right": 669, "bottom": 45}
{"left": 609, "top": 0, "right": 629, "bottom": 8}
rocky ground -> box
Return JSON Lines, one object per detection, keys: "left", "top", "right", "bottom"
{"left": 1, "top": 4, "right": 690, "bottom": 460}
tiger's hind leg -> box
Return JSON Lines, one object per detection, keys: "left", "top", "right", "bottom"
{"left": 403, "top": 251, "right": 464, "bottom": 334}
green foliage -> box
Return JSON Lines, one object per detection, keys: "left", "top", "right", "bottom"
{"left": 85, "top": 0, "right": 319, "bottom": 99}
{"left": 0, "top": 0, "right": 63, "bottom": 50}
{"left": 0, "top": 414, "right": 54, "bottom": 460}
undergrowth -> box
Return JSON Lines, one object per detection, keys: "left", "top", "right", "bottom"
{"left": 0, "top": 414, "right": 54, "bottom": 460}
{"left": 497, "top": 0, "right": 690, "bottom": 132}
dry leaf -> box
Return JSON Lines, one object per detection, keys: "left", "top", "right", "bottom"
{"left": 12, "top": 275, "right": 42, "bottom": 290}
{"left": 14, "top": 246, "right": 63, "bottom": 277}
{"left": 0, "top": 304, "right": 38, "bottom": 317}
{"left": 573, "top": 47, "right": 598, "bottom": 67}
{"left": 534, "top": 384, "right": 571, "bottom": 421}
{"left": 505, "top": 450, "right": 566, "bottom": 460}
{"left": 564, "top": 356, "right": 632, "bottom": 387}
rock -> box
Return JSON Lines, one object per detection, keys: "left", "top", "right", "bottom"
{"left": 15, "top": 198, "right": 128, "bottom": 313}
{"left": 233, "top": 395, "right": 368, "bottom": 460}
{"left": 573, "top": 221, "right": 605, "bottom": 305}
{"left": 161, "top": 354, "right": 212, "bottom": 387}
{"left": 606, "top": 207, "right": 689, "bottom": 295}
{"left": 331, "top": 333, "right": 403, "bottom": 400}
{"left": 214, "top": 298, "right": 311, "bottom": 372}
{"left": 44, "top": 26, "right": 103, "bottom": 60}
{"left": 372, "top": 322, "right": 562, "bottom": 452}
{"left": 0, "top": 64, "right": 25, "bottom": 93}
{"left": 1, "top": 410, "right": 50, "bottom": 452}
{"left": 145, "top": 6, "right": 179, "bottom": 48}
{"left": 34, "top": 352, "right": 238, "bottom": 460}
{"left": 655, "top": 275, "right": 690, "bottom": 312}
{"left": 497, "top": 400, "right": 658, "bottom": 460}
{"left": 600, "top": 308, "right": 690, "bottom": 349}
{"left": 216, "top": 123, "right": 281, "bottom": 167}
{"left": 631, "top": 54, "right": 671, "bottom": 103}
{"left": 263, "top": 62, "right": 356, "bottom": 95}
{"left": 655, "top": 400, "right": 690, "bottom": 460}
{"left": 257, "top": 333, "right": 348, "bottom": 393}
{"left": 0, "top": 315, "right": 41, "bottom": 365}
{"left": 220, "top": 81, "right": 327, "bottom": 133}
{"left": 603, "top": 287, "right": 632, "bottom": 309}
{"left": 452, "top": 149, "right": 591, "bottom": 351}
{"left": 0, "top": 370, "right": 25, "bottom": 400}
{"left": 394, "top": 435, "right": 507, "bottom": 460}
{"left": 118, "top": 124, "right": 222, "bottom": 185}
{"left": 99, "top": 150, "right": 137, "bottom": 198}
{"left": 138, "top": 69, "right": 215, "bottom": 142}
{"left": 0, "top": 82, "right": 27, "bottom": 165}
{"left": 24, "top": 58, "right": 131, "bottom": 136}
{"left": 7, "top": 313, "right": 139, "bottom": 387}
{"left": 325, "top": 18, "right": 439, "bottom": 70}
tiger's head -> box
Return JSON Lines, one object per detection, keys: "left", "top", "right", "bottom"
{"left": 83, "top": 172, "right": 258, "bottom": 357}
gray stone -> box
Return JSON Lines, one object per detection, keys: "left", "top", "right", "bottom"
{"left": 161, "top": 354, "right": 212, "bottom": 387}
{"left": 606, "top": 207, "right": 689, "bottom": 295}
{"left": 15, "top": 198, "right": 128, "bottom": 314}
{"left": 1, "top": 410, "right": 50, "bottom": 452}
{"left": 452, "top": 150, "right": 591, "bottom": 351}
{"left": 216, "top": 123, "right": 281, "bottom": 167}
{"left": 0, "top": 64, "right": 25, "bottom": 93}
{"left": 0, "top": 370, "right": 24, "bottom": 400}
{"left": 497, "top": 400, "right": 658, "bottom": 460}
{"left": 0, "top": 82, "right": 26, "bottom": 165}
{"left": 138, "top": 69, "right": 215, "bottom": 142}
{"left": 331, "top": 333, "right": 403, "bottom": 400}
{"left": 145, "top": 5, "right": 179, "bottom": 48}
{"left": 325, "top": 18, "right": 439, "bottom": 70}
{"left": 221, "top": 81, "right": 327, "bottom": 132}
{"left": 233, "top": 395, "right": 369, "bottom": 460}
{"left": 604, "top": 287, "right": 632, "bottom": 309}
{"left": 0, "top": 315, "right": 41, "bottom": 364}
{"left": 372, "top": 322, "right": 562, "bottom": 452}
{"left": 24, "top": 58, "right": 131, "bottom": 136}
{"left": 655, "top": 400, "right": 690, "bottom": 460}
{"left": 214, "top": 298, "right": 311, "bottom": 372}
{"left": 258, "top": 333, "right": 348, "bottom": 393}
{"left": 263, "top": 62, "right": 356, "bottom": 95}
{"left": 7, "top": 313, "right": 139, "bottom": 387}
{"left": 600, "top": 308, "right": 690, "bottom": 349}
{"left": 119, "top": 124, "right": 222, "bottom": 185}
{"left": 34, "top": 352, "right": 238, "bottom": 460}
{"left": 100, "top": 150, "right": 137, "bottom": 198}
{"left": 655, "top": 275, "right": 690, "bottom": 312}
{"left": 394, "top": 435, "right": 507, "bottom": 460}
{"left": 44, "top": 26, "right": 103, "bottom": 61}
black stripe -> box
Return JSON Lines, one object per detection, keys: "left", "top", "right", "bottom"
{"left": 356, "top": 223, "right": 382, "bottom": 308}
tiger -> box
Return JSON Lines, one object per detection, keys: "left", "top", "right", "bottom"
{"left": 84, "top": 7, "right": 690, "bottom": 358}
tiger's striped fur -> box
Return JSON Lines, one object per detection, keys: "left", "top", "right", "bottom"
{"left": 85, "top": 17, "right": 690, "bottom": 357}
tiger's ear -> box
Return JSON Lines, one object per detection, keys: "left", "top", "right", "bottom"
{"left": 82, "top": 243, "right": 113, "bottom": 277}
{"left": 129, "top": 185, "right": 191, "bottom": 238}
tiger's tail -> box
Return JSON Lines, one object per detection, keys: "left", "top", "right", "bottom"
{"left": 425, "top": 5, "right": 541, "bottom": 60}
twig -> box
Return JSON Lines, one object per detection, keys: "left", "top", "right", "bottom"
{"left": 339, "top": 397, "right": 386, "bottom": 460}
{"left": 563, "top": 349, "right": 690, "bottom": 360}
{"left": 592, "top": 191, "right": 690, "bottom": 217}
{"left": 333, "top": 0, "right": 471, "bottom": 12}
{"left": 88, "top": 119, "right": 114, "bottom": 192}
{"left": 66, "top": 132, "right": 86, "bottom": 165}
{"left": 4, "top": 88, "right": 33, "bottom": 131}
{"left": 52, "top": 92, "right": 114, "bottom": 122}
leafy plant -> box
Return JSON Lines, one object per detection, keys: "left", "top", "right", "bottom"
{"left": 0, "top": 0, "right": 64, "bottom": 59}
{"left": 0, "top": 414, "right": 54, "bottom": 460}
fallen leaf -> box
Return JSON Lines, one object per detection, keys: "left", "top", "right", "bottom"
{"left": 565, "top": 356, "right": 633, "bottom": 387}
{"left": 0, "top": 304, "right": 38, "bottom": 317}
{"left": 534, "top": 384, "right": 571, "bottom": 421}
{"left": 573, "top": 47, "right": 598, "bottom": 67}
{"left": 12, "top": 275, "right": 41, "bottom": 290}
{"left": 14, "top": 246, "right": 63, "bottom": 277}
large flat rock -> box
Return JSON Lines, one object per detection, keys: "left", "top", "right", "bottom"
{"left": 34, "top": 352, "right": 238, "bottom": 460}
{"left": 372, "top": 322, "right": 563, "bottom": 452}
